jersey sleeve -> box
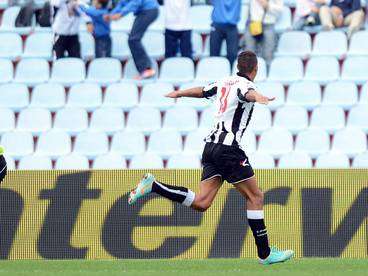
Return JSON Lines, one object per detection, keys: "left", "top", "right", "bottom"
{"left": 202, "top": 82, "right": 218, "bottom": 100}
{"left": 237, "top": 82, "right": 257, "bottom": 103}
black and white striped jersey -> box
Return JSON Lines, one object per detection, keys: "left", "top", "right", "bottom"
{"left": 202, "top": 73, "right": 256, "bottom": 147}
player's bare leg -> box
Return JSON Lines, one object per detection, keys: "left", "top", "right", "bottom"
{"left": 235, "top": 176, "right": 294, "bottom": 264}
{"left": 128, "top": 173, "right": 222, "bottom": 212}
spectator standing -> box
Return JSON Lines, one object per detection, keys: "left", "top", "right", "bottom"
{"left": 244, "top": 0, "right": 283, "bottom": 65}
{"left": 294, "top": 0, "right": 323, "bottom": 30}
{"left": 210, "top": 0, "right": 241, "bottom": 66}
{"left": 164, "top": 0, "right": 193, "bottom": 59}
{"left": 108, "top": 0, "right": 159, "bottom": 80}
{"left": 319, "top": 0, "right": 364, "bottom": 38}
{"left": 78, "top": 0, "right": 112, "bottom": 58}
{"left": 51, "top": 0, "right": 82, "bottom": 59}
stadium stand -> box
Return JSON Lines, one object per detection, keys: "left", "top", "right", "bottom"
{"left": 0, "top": 2, "right": 367, "bottom": 170}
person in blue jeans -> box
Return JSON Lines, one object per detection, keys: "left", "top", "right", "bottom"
{"left": 78, "top": 0, "right": 111, "bottom": 58}
{"left": 107, "top": 0, "right": 159, "bottom": 80}
{"left": 210, "top": 0, "right": 241, "bottom": 66}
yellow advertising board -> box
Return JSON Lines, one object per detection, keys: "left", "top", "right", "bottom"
{"left": 0, "top": 169, "right": 367, "bottom": 259}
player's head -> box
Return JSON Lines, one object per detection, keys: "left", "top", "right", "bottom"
{"left": 237, "top": 51, "right": 258, "bottom": 81}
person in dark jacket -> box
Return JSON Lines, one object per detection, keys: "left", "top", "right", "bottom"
{"left": 107, "top": 0, "right": 159, "bottom": 80}
{"left": 319, "top": 0, "right": 364, "bottom": 38}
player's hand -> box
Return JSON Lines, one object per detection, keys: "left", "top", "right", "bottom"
{"left": 110, "top": 13, "right": 122, "bottom": 21}
{"left": 165, "top": 91, "right": 182, "bottom": 98}
{"left": 255, "top": 95, "right": 275, "bottom": 105}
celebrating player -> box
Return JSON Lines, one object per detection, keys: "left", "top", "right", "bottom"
{"left": 128, "top": 50, "right": 294, "bottom": 264}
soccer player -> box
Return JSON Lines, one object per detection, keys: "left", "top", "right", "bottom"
{"left": 128, "top": 51, "right": 294, "bottom": 264}
{"left": 0, "top": 146, "right": 7, "bottom": 183}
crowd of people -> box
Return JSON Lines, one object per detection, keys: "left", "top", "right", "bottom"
{"left": 38, "top": 0, "right": 367, "bottom": 79}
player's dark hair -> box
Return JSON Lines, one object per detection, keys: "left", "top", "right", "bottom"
{"left": 98, "top": 0, "right": 109, "bottom": 8}
{"left": 237, "top": 51, "right": 258, "bottom": 75}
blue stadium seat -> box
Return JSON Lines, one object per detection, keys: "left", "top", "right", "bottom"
{"left": 111, "top": 32, "right": 130, "bottom": 60}
{"left": 278, "top": 152, "right": 312, "bottom": 168}
{"left": 295, "top": 129, "right": 330, "bottom": 159}
{"left": 315, "top": 152, "right": 350, "bottom": 168}
{"left": 192, "top": 32, "right": 204, "bottom": 58}
{"left": 275, "top": 31, "right": 311, "bottom": 58}
{"left": 189, "top": 5, "right": 213, "bottom": 34}
{"left": 18, "top": 155, "right": 53, "bottom": 170}
{"left": 286, "top": 81, "right": 321, "bottom": 111}
{"left": 311, "top": 31, "right": 347, "bottom": 58}
{"left": 126, "top": 107, "right": 161, "bottom": 134}
{"left": 247, "top": 152, "right": 275, "bottom": 168}
{"left": 233, "top": 57, "right": 267, "bottom": 82}
{"left": 0, "top": 83, "right": 29, "bottom": 111}
{"left": 0, "top": 108, "right": 15, "bottom": 134}
{"left": 103, "top": 83, "right": 138, "bottom": 111}
{"left": 55, "top": 154, "right": 89, "bottom": 169}
{"left": 163, "top": 106, "right": 198, "bottom": 134}
{"left": 93, "top": 153, "right": 127, "bottom": 169}
{"left": 347, "top": 30, "right": 368, "bottom": 56}
{"left": 17, "top": 108, "right": 51, "bottom": 135}
{"left": 341, "top": 57, "right": 368, "bottom": 84}
{"left": 258, "top": 128, "right": 293, "bottom": 158}
{"left": 247, "top": 104, "right": 272, "bottom": 135}
{"left": 148, "top": 6, "right": 165, "bottom": 32}
{"left": 177, "top": 83, "right": 210, "bottom": 111}
{"left": 310, "top": 106, "right": 345, "bottom": 134}
{"left": 123, "top": 58, "right": 158, "bottom": 83}
{"left": 0, "top": 0, "right": 9, "bottom": 9}
{"left": 23, "top": 32, "right": 53, "bottom": 60}
{"left": 30, "top": 83, "right": 65, "bottom": 111}
{"left": 89, "top": 108, "right": 124, "bottom": 135}
{"left": 196, "top": 57, "right": 231, "bottom": 82}
{"left": 110, "top": 13, "right": 134, "bottom": 32}
{"left": 275, "top": 7, "right": 292, "bottom": 33}
{"left": 239, "top": 130, "right": 257, "bottom": 154}
{"left": 203, "top": 38, "right": 227, "bottom": 57}
{"left": 1, "top": 131, "right": 34, "bottom": 160}
{"left": 322, "top": 81, "right": 358, "bottom": 110}
{"left": 87, "top": 58, "right": 122, "bottom": 85}
{"left": 0, "top": 58, "right": 13, "bottom": 83}
{"left": 0, "top": 6, "right": 33, "bottom": 34}
{"left": 129, "top": 153, "right": 163, "bottom": 169}
{"left": 74, "top": 131, "right": 109, "bottom": 159}
{"left": 361, "top": 82, "right": 368, "bottom": 105}
{"left": 140, "top": 82, "right": 175, "bottom": 110}
{"left": 147, "top": 130, "right": 182, "bottom": 158}
{"left": 183, "top": 129, "right": 208, "bottom": 156}
{"left": 14, "top": 58, "right": 49, "bottom": 86}
{"left": 50, "top": 58, "right": 86, "bottom": 86}
{"left": 79, "top": 32, "right": 95, "bottom": 60}
{"left": 35, "top": 130, "right": 71, "bottom": 159}
{"left": 347, "top": 105, "right": 368, "bottom": 133}
{"left": 54, "top": 107, "right": 88, "bottom": 135}
{"left": 332, "top": 128, "right": 367, "bottom": 157}
{"left": 111, "top": 131, "right": 145, "bottom": 159}
{"left": 256, "top": 82, "right": 285, "bottom": 111}
{"left": 268, "top": 57, "right": 303, "bottom": 84}
{"left": 0, "top": 33, "right": 22, "bottom": 60}
{"left": 304, "top": 57, "right": 339, "bottom": 84}
{"left": 66, "top": 83, "right": 102, "bottom": 111}
{"left": 142, "top": 32, "right": 165, "bottom": 58}
{"left": 167, "top": 154, "right": 201, "bottom": 168}
{"left": 274, "top": 106, "right": 308, "bottom": 134}
{"left": 159, "top": 57, "right": 195, "bottom": 85}
{"left": 352, "top": 152, "right": 368, "bottom": 168}
{"left": 199, "top": 107, "right": 216, "bottom": 131}
{"left": 4, "top": 155, "right": 15, "bottom": 170}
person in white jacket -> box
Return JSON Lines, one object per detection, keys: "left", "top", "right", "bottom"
{"left": 244, "top": 0, "right": 283, "bottom": 65}
{"left": 164, "top": 0, "right": 193, "bottom": 59}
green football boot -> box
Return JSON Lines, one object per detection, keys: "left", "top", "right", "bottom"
{"left": 259, "top": 247, "right": 294, "bottom": 265}
{"left": 128, "top": 173, "right": 155, "bottom": 205}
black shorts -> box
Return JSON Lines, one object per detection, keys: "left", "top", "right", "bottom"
{"left": 0, "top": 155, "right": 7, "bottom": 184}
{"left": 201, "top": 142, "right": 254, "bottom": 184}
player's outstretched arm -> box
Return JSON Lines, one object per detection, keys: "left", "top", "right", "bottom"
{"left": 245, "top": 90, "right": 275, "bottom": 105}
{"left": 165, "top": 87, "right": 205, "bottom": 98}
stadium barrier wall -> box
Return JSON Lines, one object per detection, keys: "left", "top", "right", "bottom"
{"left": 0, "top": 169, "right": 367, "bottom": 260}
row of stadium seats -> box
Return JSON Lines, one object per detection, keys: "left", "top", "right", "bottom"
{"left": 1, "top": 103, "right": 368, "bottom": 134}
{"left": 2, "top": 55, "right": 368, "bottom": 85}
{"left": 4, "top": 149, "right": 368, "bottom": 170}
{"left": 2, "top": 30, "right": 368, "bottom": 62}
{"left": 0, "top": 5, "right": 291, "bottom": 35}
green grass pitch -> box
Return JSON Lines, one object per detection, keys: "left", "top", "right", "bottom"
{"left": 0, "top": 259, "right": 367, "bottom": 276}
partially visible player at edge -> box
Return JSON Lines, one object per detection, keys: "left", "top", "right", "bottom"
{"left": 128, "top": 50, "right": 294, "bottom": 264}
{"left": 0, "top": 145, "right": 7, "bottom": 183}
